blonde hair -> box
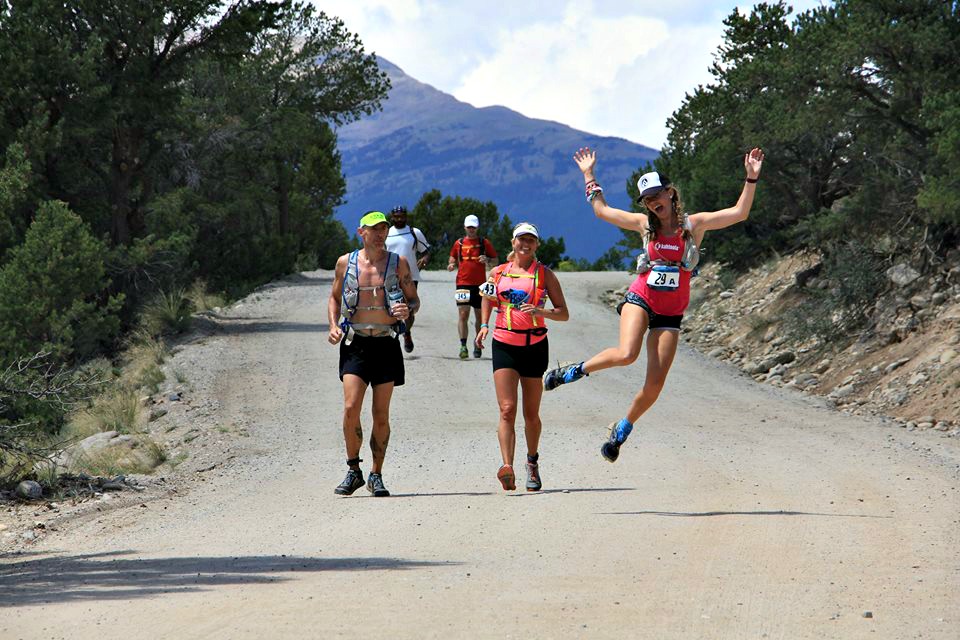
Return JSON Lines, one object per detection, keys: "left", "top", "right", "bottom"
{"left": 644, "top": 187, "right": 690, "bottom": 240}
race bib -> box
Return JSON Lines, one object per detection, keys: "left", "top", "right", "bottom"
{"left": 454, "top": 288, "right": 471, "bottom": 303}
{"left": 479, "top": 282, "right": 497, "bottom": 299}
{"left": 646, "top": 265, "right": 680, "bottom": 291}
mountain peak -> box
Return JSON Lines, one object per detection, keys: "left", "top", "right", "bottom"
{"left": 336, "top": 57, "right": 658, "bottom": 259}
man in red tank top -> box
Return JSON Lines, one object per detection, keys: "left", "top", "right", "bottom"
{"left": 448, "top": 215, "right": 497, "bottom": 359}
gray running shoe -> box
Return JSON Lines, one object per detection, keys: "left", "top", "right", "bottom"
{"left": 459, "top": 345, "right": 469, "bottom": 359}
{"left": 334, "top": 468, "right": 364, "bottom": 495}
{"left": 366, "top": 472, "right": 390, "bottom": 497}
{"left": 525, "top": 462, "right": 542, "bottom": 492}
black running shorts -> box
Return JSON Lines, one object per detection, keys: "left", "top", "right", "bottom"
{"left": 339, "top": 334, "right": 405, "bottom": 387}
{"left": 455, "top": 284, "right": 482, "bottom": 309}
{"left": 492, "top": 337, "right": 549, "bottom": 378}
{"left": 617, "top": 291, "right": 683, "bottom": 331}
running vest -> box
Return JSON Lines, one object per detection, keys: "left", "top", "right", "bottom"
{"left": 491, "top": 260, "right": 549, "bottom": 346}
{"left": 635, "top": 219, "right": 700, "bottom": 274}
{"left": 458, "top": 236, "right": 488, "bottom": 261}
{"left": 628, "top": 232, "right": 693, "bottom": 317}
{"left": 339, "top": 250, "right": 404, "bottom": 342}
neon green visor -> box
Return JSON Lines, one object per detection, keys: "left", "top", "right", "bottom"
{"left": 359, "top": 211, "right": 388, "bottom": 227}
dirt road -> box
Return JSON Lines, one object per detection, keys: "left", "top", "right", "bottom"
{"left": 3, "top": 270, "right": 958, "bottom": 639}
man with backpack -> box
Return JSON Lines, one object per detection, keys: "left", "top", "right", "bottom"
{"left": 386, "top": 205, "right": 430, "bottom": 353}
{"left": 448, "top": 214, "right": 497, "bottom": 359}
{"left": 328, "top": 211, "right": 420, "bottom": 497}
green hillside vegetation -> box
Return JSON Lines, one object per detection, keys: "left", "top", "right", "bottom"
{"left": 0, "top": 0, "right": 389, "bottom": 484}
{"left": 620, "top": 0, "right": 959, "bottom": 341}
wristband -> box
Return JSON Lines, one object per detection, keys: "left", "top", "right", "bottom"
{"left": 745, "top": 177, "right": 758, "bottom": 183}
{"left": 480, "top": 323, "right": 489, "bottom": 328}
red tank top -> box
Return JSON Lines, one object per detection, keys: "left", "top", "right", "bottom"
{"left": 628, "top": 233, "right": 692, "bottom": 316}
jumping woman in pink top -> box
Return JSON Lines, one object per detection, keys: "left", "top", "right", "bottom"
{"left": 543, "top": 146, "right": 764, "bottom": 463}
{"left": 475, "top": 222, "right": 569, "bottom": 492}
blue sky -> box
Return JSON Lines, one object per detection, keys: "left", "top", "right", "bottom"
{"left": 309, "top": 1, "right": 830, "bottom": 149}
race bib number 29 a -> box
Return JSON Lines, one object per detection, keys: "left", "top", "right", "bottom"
{"left": 454, "top": 288, "right": 471, "bottom": 303}
{"left": 646, "top": 265, "right": 680, "bottom": 291}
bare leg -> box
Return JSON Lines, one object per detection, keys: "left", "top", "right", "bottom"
{"left": 457, "top": 305, "right": 470, "bottom": 341}
{"left": 472, "top": 306, "right": 482, "bottom": 339}
{"left": 519, "top": 376, "right": 544, "bottom": 457}
{"left": 342, "top": 374, "right": 368, "bottom": 465}
{"left": 493, "top": 368, "right": 520, "bottom": 466}
{"left": 369, "top": 382, "right": 395, "bottom": 473}
{"left": 625, "top": 329, "right": 680, "bottom": 424}
{"left": 582, "top": 303, "right": 648, "bottom": 374}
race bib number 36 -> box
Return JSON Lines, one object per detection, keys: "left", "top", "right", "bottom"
{"left": 454, "top": 288, "right": 471, "bottom": 303}
{"left": 646, "top": 265, "right": 680, "bottom": 291}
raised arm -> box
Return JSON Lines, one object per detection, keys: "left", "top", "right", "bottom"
{"left": 689, "top": 148, "right": 765, "bottom": 236}
{"left": 574, "top": 147, "right": 647, "bottom": 233}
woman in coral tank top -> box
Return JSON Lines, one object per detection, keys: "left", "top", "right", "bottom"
{"left": 543, "top": 146, "right": 764, "bottom": 463}
{"left": 475, "top": 222, "right": 569, "bottom": 492}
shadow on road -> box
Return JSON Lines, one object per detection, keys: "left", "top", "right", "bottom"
{"left": 391, "top": 491, "right": 495, "bottom": 497}
{"left": 517, "top": 487, "right": 636, "bottom": 496}
{"left": 599, "top": 509, "right": 891, "bottom": 518}
{"left": 0, "top": 550, "right": 452, "bottom": 607}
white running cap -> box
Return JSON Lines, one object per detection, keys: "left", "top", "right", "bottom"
{"left": 463, "top": 214, "right": 480, "bottom": 228}
{"left": 512, "top": 222, "right": 539, "bottom": 239}
{"left": 637, "top": 171, "right": 671, "bottom": 198}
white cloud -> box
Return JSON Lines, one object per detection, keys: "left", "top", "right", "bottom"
{"left": 310, "top": 1, "right": 830, "bottom": 147}
{"left": 453, "top": 5, "right": 667, "bottom": 135}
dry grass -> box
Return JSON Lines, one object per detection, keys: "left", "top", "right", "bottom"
{"left": 141, "top": 288, "right": 194, "bottom": 336}
{"left": 63, "top": 386, "right": 145, "bottom": 441}
{"left": 120, "top": 329, "right": 168, "bottom": 393}
{"left": 71, "top": 436, "right": 167, "bottom": 476}
{"left": 187, "top": 279, "right": 226, "bottom": 313}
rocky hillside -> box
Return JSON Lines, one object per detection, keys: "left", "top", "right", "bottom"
{"left": 604, "top": 251, "right": 960, "bottom": 435}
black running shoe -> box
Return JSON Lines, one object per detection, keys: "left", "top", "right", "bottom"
{"left": 366, "top": 472, "right": 390, "bottom": 497}
{"left": 601, "top": 419, "right": 631, "bottom": 463}
{"left": 543, "top": 362, "right": 585, "bottom": 391}
{"left": 525, "top": 462, "right": 542, "bottom": 491}
{"left": 473, "top": 346, "right": 482, "bottom": 359}
{"left": 404, "top": 332, "right": 414, "bottom": 353}
{"left": 334, "top": 468, "right": 365, "bottom": 495}
{"left": 601, "top": 440, "right": 621, "bottom": 463}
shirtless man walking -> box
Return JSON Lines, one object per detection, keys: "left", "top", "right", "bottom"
{"left": 328, "top": 211, "right": 420, "bottom": 497}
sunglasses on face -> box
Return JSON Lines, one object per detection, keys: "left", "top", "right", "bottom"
{"left": 642, "top": 190, "right": 671, "bottom": 206}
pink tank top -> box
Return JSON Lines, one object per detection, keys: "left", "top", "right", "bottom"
{"left": 492, "top": 261, "right": 548, "bottom": 346}
{"left": 628, "top": 233, "right": 692, "bottom": 316}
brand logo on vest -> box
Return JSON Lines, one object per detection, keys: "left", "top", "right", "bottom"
{"left": 655, "top": 242, "right": 680, "bottom": 252}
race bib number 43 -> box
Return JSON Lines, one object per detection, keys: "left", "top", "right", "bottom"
{"left": 454, "top": 288, "right": 471, "bottom": 303}
{"left": 479, "top": 282, "right": 497, "bottom": 298}
{"left": 646, "top": 265, "right": 680, "bottom": 291}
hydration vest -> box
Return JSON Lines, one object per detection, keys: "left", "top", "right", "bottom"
{"left": 491, "top": 261, "right": 549, "bottom": 343}
{"left": 458, "top": 236, "right": 489, "bottom": 262}
{"left": 339, "top": 250, "right": 404, "bottom": 341}
{"left": 635, "top": 220, "right": 700, "bottom": 274}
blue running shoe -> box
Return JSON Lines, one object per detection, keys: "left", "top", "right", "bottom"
{"left": 601, "top": 418, "right": 633, "bottom": 463}
{"left": 543, "top": 362, "right": 586, "bottom": 391}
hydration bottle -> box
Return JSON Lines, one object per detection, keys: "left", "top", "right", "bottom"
{"left": 386, "top": 284, "right": 405, "bottom": 316}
